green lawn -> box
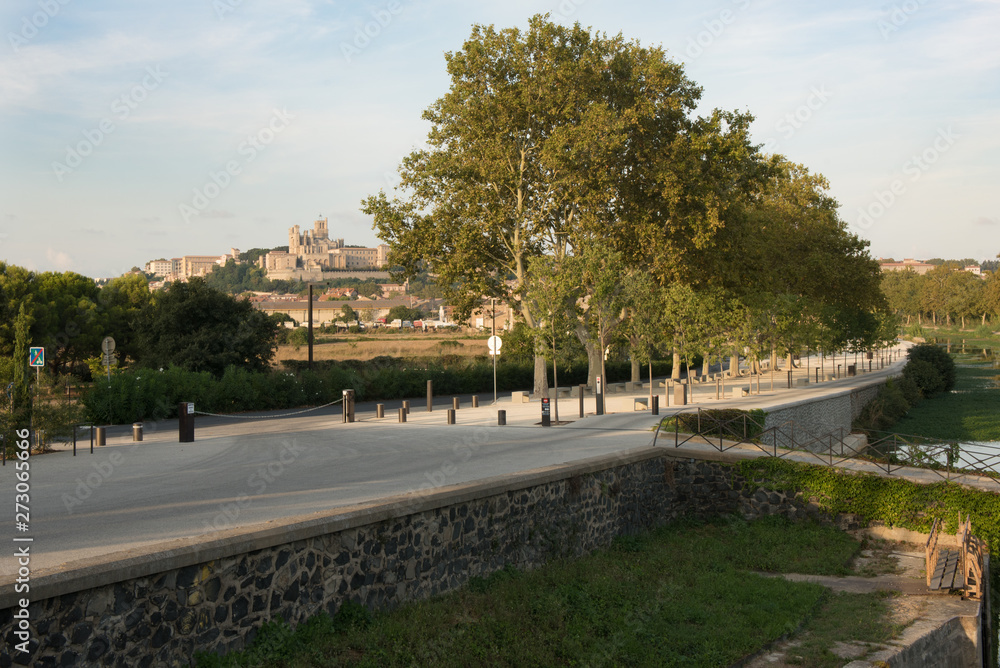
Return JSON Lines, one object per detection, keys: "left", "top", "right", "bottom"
{"left": 893, "top": 352, "right": 1000, "bottom": 442}
{"left": 197, "top": 516, "right": 903, "bottom": 668}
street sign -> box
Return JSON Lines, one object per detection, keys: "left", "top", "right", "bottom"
{"left": 487, "top": 335, "right": 503, "bottom": 355}
{"left": 102, "top": 336, "right": 116, "bottom": 354}
{"left": 29, "top": 347, "right": 44, "bottom": 367}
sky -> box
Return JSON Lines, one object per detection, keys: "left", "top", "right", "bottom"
{"left": 1, "top": 0, "right": 998, "bottom": 279}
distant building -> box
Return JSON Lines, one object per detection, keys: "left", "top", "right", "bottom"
{"left": 964, "top": 265, "right": 982, "bottom": 277}
{"left": 145, "top": 259, "right": 172, "bottom": 276}
{"left": 258, "top": 217, "right": 390, "bottom": 280}
{"left": 879, "top": 258, "right": 935, "bottom": 275}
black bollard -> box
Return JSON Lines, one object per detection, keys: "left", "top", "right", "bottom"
{"left": 447, "top": 409, "right": 456, "bottom": 425}
{"left": 652, "top": 395, "right": 659, "bottom": 415}
{"left": 498, "top": 410, "right": 506, "bottom": 425}
{"left": 178, "top": 402, "right": 195, "bottom": 443}
{"left": 579, "top": 384, "right": 586, "bottom": 418}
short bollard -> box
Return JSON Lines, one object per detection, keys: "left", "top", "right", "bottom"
{"left": 427, "top": 380, "right": 433, "bottom": 412}
{"left": 787, "top": 370, "right": 793, "bottom": 389}
{"left": 498, "top": 410, "right": 506, "bottom": 426}
{"left": 376, "top": 403, "right": 385, "bottom": 418}
{"left": 652, "top": 395, "right": 659, "bottom": 415}
{"left": 90, "top": 424, "right": 95, "bottom": 453}
{"left": 342, "top": 389, "right": 355, "bottom": 423}
{"left": 452, "top": 396, "right": 460, "bottom": 410}
{"left": 96, "top": 426, "right": 106, "bottom": 446}
{"left": 579, "top": 384, "right": 586, "bottom": 418}
{"left": 133, "top": 423, "right": 143, "bottom": 442}
{"left": 447, "top": 409, "right": 456, "bottom": 425}
{"left": 402, "top": 400, "right": 410, "bottom": 414}
{"left": 472, "top": 395, "right": 479, "bottom": 408}
{"left": 398, "top": 408, "right": 407, "bottom": 423}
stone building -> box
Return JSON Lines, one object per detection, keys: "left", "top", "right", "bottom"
{"left": 259, "top": 217, "right": 389, "bottom": 280}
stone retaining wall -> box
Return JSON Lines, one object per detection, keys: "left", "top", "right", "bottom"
{"left": 762, "top": 379, "right": 885, "bottom": 450}
{"left": 1, "top": 449, "right": 832, "bottom": 667}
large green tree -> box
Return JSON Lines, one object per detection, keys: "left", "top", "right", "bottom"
{"left": 363, "top": 15, "right": 765, "bottom": 394}
{"left": 134, "top": 278, "right": 279, "bottom": 376}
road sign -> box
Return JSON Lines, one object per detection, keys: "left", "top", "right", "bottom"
{"left": 487, "top": 335, "right": 503, "bottom": 355}
{"left": 102, "top": 336, "right": 116, "bottom": 354}
{"left": 29, "top": 347, "right": 44, "bottom": 367}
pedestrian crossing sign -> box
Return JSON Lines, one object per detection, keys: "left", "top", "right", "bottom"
{"left": 29, "top": 347, "right": 44, "bottom": 367}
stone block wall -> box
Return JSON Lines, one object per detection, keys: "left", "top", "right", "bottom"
{"left": 761, "top": 381, "right": 884, "bottom": 451}
{"left": 3, "top": 450, "right": 787, "bottom": 667}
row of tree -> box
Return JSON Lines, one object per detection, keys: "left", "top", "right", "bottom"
{"left": 881, "top": 264, "right": 1000, "bottom": 328}
{"left": 0, "top": 266, "right": 281, "bottom": 426}
{"left": 364, "top": 15, "right": 893, "bottom": 395}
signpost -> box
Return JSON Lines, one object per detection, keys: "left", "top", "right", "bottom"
{"left": 488, "top": 300, "right": 502, "bottom": 404}
{"left": 29, "top": 346, "right": 44, "bottom": 397}
{"left": 101, "top": 337, "right": 116, "bottom": 381}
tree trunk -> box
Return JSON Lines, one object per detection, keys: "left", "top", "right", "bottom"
{"left": 575, "top": 323, "right": 602, "bottom": 390}
{"left": 786, "top": 352, "right": 795, "bottom": 370}
{"left": 700, "top": 356, "right": 709, "bottom": 378}
{"left": 671, "top": 348, "right": 681, "bottom": 380}
{"left": 631, "top": 357, "right": 640, "bottom": 383}
{"left": 730, "top": 352, "right": 740, "bottom": 377}
{"left": 533, "top": 354, "right": 549, "bottom": 397}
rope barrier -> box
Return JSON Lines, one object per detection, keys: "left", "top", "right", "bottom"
{"left": 193, "top": 397, "right": 345, "bottom": 420}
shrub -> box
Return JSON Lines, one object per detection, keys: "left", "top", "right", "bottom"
{"left": 854, "top": 378, "right": 911, "bottom": 432}
{"left": 906, "top": 343, "right": 956, "bottom": 392}
{"left": 902, "top": 358, "right": 947, "bottom": 398}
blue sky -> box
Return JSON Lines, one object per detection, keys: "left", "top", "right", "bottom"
{"left": 1, "top": 0, "right": 997, "bottom": 278}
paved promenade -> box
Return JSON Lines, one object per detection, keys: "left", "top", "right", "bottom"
{"left": 5, "top": 341, "right": 965, "bottom": 584}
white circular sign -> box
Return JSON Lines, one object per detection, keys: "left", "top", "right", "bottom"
{"left": 102, "top": 336, "right": 116, "bottom": 354}
{"left": 487, "top": 335, "right": 503, "bottom": 353}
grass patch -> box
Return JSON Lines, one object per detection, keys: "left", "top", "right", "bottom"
{"left": 196, "top": 515, "right": 894, "bottom": 668}
{"left": 782, "top": 590, "right": 904, "bottom": 668}
{"left": 892, "top": 353, "right": 1000, "bottom": 442}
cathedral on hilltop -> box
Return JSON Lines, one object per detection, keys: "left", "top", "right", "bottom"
{"left": 258, "top": 217, "right": 390, "bottom": 280}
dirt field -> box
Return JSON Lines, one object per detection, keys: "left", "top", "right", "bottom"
{"left": 275, "top": 332, "right": 491, "bottom": 363}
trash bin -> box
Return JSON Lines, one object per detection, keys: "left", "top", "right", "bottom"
{"left": 133, "top": 423, "right": 143, "bottom": 442}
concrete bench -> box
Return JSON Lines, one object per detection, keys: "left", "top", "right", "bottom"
{"left": 610, "top": 383, "right": 627, "bottom": 393}
{"left": 626, "top": 381, "right": 643, "bottom": 392}
{"left": 738, "top": 386, "right": 751, "bottom": 397}
{"left": 794, "top": 378, "right": 810, "bottom": 387}
{"left": 633, "top": 397, "right": 649, "bottom": 410}
{"left": 557, "top": 388, "right": 572, "bottom": 398}
{"left": 825, "top": 373, "right": 836, "bottom": 381}
{"left": 511, "top": 391, "right": 530, "bottom": 403}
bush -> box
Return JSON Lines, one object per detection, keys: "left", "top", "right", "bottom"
{"left": 906, "top": 343, "right": 956, "bottom": 392}
{"left": 902, "top": 358, "right": 947, "bottom": 399}
{"left": 904, "top": 323, "right": 924, "bottom": 339}
{"left": 854, "top": 378, "right": 911, "bottom": 432}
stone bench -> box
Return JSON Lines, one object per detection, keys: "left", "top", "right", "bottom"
{"left": 609, "top": 383, "right": 627, "bottom": 393}
{"left": 557, "top": 388, "right": 572, "bottom": 398}
{"left": 794, "top": 378, "right": 810, "bottom": 387}
{"left": 626, "top": 381, "right": 643, "bottom": 392}
{"left": 633, "top": 397, "right": 649, "bottom": 410}
{"left": 738, "top": 386, "right": 751, "bottom": 397}
{"left": 511, "top": 391, "right": 530, "bottom": 403}
{"left": 570, "top": 386, "right": 592, "bottom": 397}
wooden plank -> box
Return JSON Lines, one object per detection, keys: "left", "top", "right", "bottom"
{"left": 929, "top": 549, "right": 961, "bottom": 590}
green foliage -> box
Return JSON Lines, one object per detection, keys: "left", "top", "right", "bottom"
{"left": 902, "top": 358, "right": 947, "bottom": 398}
{"left": 735, "top": 457, "right": 1000, "bottom": 553}
{"left": 854, "top": 378, "right": 912, "bottom": 432}
{"left": 134, "top": 278, "right": 279, "bottom": 377}
{"left": 906, "top": 342, "right": 956, "bottom": 392}
{"left": 385, "top": 305, "right": 424, "bottom": 322}
{"left": 205, "top": 260, "right": 277, "bottom": 295}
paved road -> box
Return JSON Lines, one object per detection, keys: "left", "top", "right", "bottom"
{"left": 0, "top": 345, "right": 909, "bottom": 581}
